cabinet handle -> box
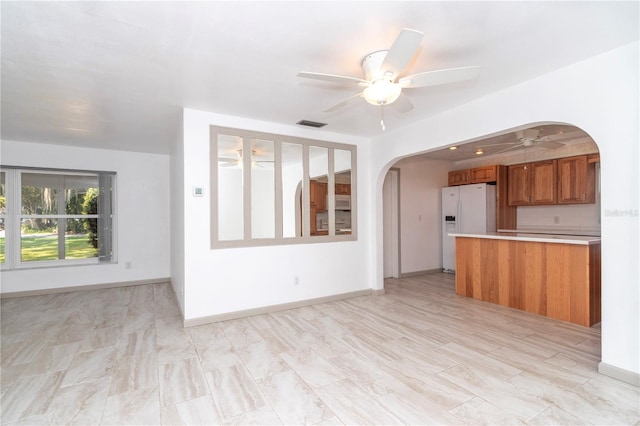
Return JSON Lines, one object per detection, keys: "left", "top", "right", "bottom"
{"left": 583, "top": 192, "right": 586, "bottom": 201}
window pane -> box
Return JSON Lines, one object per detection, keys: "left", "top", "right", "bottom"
{"left": 309, "top": 146, "right": 328, "bottom": 237}
{"left": 282, "top": 142, "right": 302, "bottom": 238}
{"left": 0, "top": 171, "right": 5, "bottom": 264}
{"left": 335, "top": 150, "right": 352, "bottom": 235}
{"left": 64, "top": 175, "right": 99, "bottom": 215}
{"left": 0, "top": 217, "right": 4, "bottom": 264}
{"left": 65, "top": 218, "right": 98, "bottom": 259}
{"left": 251, "top": 139, "right": 275, "bottom": 239}
{"left": 21, "top": 173, "right": 60, "bottom": 215}
{"left": 218, "top": 134, "right": 244, "bottom": 241}
{"left": 21, "top": 219, "right": 59, "bottom": 262}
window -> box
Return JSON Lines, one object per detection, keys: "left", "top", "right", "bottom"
{"left": 0, "top": 168, "right": 116, "bottom": 269}
{"left": 210, "top": 126, "right": 357, "bottom": 248}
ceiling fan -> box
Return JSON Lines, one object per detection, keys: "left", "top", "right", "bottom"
{"left": 297, "top": 28, "right": 481, "bottom": 129}
{"left": 218, "top": 149, "right": 273, "bottom": 168}
{"left": 477, "top": 128, "right": 583, "bottom": 156}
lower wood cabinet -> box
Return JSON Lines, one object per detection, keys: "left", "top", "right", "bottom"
{"left": 455, "top": 236, "right": 601, "bottom": 327}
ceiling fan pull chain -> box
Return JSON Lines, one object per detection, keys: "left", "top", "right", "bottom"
{"left": 380, "top": 105, "right": 386, "bottom": 131}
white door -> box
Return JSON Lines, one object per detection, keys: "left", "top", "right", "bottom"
{"left": 383, "top": 170, "right": 400, "bottom": 278}
{"left": 459, "top": 183, "right": 488, "bottom": 234}
{"left": 441, "top": 186, "right": 459, "bottom": 271}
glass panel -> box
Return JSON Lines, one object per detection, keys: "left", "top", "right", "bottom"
{"left": 21, "top": 173, "right": 61, "bottom": 215}
{"left": 64, "top": 175, "right": 99, "bottom": 215}
{"left": 334, "top": 150, "right": 352, "bottom": 236}
{"left": 251, "top": 139, "right": 275, "bottom": 239}
{"left": 217, "top": 134, "right": 244, "bottom": 241}
{"left": 0, "top": 217, "right": 4, "bottom": 264}
{"left": 65, "top": 218, "right": 98, "bottom": 259}
{"left": 281, "top": 142, "right": 302, "bottom": 238}
{"left": 309, "top": 146, "right": 328, "bottom": 236}
{"left": 0, "top": 171, "right": 5, "bottom": 263}
{"left": 21, "top": 218, "right": 59, "bottom": 262}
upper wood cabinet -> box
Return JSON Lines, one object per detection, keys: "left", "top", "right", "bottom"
{"left": 530, "top": 160, "right": 557, "bottom": 204}
{"left": 335, "top": 183, "right": 351, "bottom": 195}
{"left": 508, "top": 160, "right": 557, "bottom": 205}
{"left": 469, "top": 166, "right": 497, "bottom": 183}
{"left": 448, "top": 169, "right": 470, "bottom": 186}
{"left": 557, "top": 155, "right": 596, "bottom": 204}
{"left": 448, "top": 165, "right": 498, "bottom": 186}
{"left": 316, "top": 182, "right": 328, "bottom": 211}
{"left": 507, "top": 164, "right": 530, "bottom": 206}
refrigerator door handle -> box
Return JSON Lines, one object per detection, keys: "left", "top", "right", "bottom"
{"left": 457, "top": 199, "right": 462, "bottom": 233}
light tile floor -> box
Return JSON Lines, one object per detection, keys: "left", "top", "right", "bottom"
{"left": 1, "top": 273, "right": 638, "bottom": 425}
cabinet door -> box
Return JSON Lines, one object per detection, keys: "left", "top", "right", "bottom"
{"left": 448, "top": 169, "right": 470, "bottom": 186}
{"left": 508, "top": 164, "right": 530, "bottom": 206}
{"left": 316, "top": 182, "right": 327, "bottom": 211}
{"left": 558, "top": 155, "right": 595, "bottom": 204}
{"left": 335, "top": 183, "right": 350, "bottom": 195}
{"left": 530, "top": 160, "right": 557, "bottom": 204}
{"left": 309, "top": 180, "right": 318, "bottom": 206}
{"left": 470, "top": 166, "right": 497, "bottom": 183}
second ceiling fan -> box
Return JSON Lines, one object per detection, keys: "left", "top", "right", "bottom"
{"left": 298, "top": 28, "right": 481, "bottom": 128}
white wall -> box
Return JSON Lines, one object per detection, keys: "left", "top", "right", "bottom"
{"left": 392, "top": 156, "right": 451, "bottom": 274}
{"left": 170, "top": 115, "right": 185, "bottom": 315}
{"left": 371, "top": 42, "right": 639, "bottom": 377}
{"left": 1, "top": 140, "right": 171, "bottom": 293}
{"left": 181, "top": 109, "right": 372, "bottom": 320}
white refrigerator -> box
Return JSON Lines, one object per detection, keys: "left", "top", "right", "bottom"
{"left": 442, "top": 183, "right": 496, "bottom": 272}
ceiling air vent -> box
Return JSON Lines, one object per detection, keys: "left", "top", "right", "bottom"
{"left": 296, "top": 120, "right": 327, "bottom": 128}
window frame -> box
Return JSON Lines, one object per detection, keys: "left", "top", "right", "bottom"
{"left": 210, "top": 126, "right": 358, "bottom": 249}
{"left": 0, "top": 166, "right": 117, "bottom": 270}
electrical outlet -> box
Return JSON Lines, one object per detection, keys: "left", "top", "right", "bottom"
{"left": 554, "top": 216, "right": 560, "bottom": 224}
{"left": 294, "top": 276, "right": 299, "bottom": 286}
{"left": 125, "top": 261, "right": 132, "bottom": 269}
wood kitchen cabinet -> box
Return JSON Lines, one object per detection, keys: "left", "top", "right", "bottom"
{"left": 557, "top": 155, "right": 596, "bottom": 204}
{"left": 448, "top": 169, "right": 470, "bottom": 186}
{"left": 508, "top": 160, "right": 557, "bottom": 206}
{"left": 469, "top": 165, "right": 497, "bottom": 183}
{"left": 335, "top": 183, "right": 351, "bottom": 195}
{"left": 449, "top": 165, "right": 498, "bottom": 186}
{"left": 316, "top": 182, "right": 327, "bottom": 211}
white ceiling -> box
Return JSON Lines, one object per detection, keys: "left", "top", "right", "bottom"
{"left": 1, "top": 2, "right": 638, "bottom": 156}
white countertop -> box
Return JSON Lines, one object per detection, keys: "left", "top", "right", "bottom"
{"left": 449, "top": 232, "right": 601, "bottom": 245}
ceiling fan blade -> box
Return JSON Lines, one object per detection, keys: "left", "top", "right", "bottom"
{"left": 297, "top": 71, "right": 368, "bottom": 86}
{"left": 381, "top": 28, "right": 424, "bottom": 79}
{"left": 493, "top": 143, "right": 525, "bottom": 156}
{"left": 476, "top": 142, "right": 521, "bottom": 148}
{"left": 218, "top": 158, "right": 237, "bottom": 163}
{"left": 324, "top": 92, "right": 364, "bottom": 112}
{"left": 538, "top": 141, "right": 565, "bottom": 149}
{"left": 390, "top": 92, "right": 413, "bottom": 113}
{"left": 538, "top": 130, "right": 584, "bottom": 142}
{"left": 220, "top": 162, "right": 238, "bottom": 168}
{"left": 400, "top": 66, "right": 481, "bottom": 88}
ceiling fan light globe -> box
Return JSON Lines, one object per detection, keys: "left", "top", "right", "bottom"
{"left": 363, "top": 80, "right": 402, "bottom": 106}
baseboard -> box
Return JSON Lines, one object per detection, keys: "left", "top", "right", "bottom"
{"left": 371, "top": 289, "right": 386, "bottom": 296}
{"left": 168, "top": 280, "right": 186, "bottom": 321}
{"left": 0, "top": 277, "right": 170, "bottom": 299}
{"left": 598, "top": 362, "right": 640, "bottom": 386}
{"left": 183, "top": 289, "right": 372, "bottom": 327}
{"left": 399, "top": 268, "right": 442, "bottom": 278}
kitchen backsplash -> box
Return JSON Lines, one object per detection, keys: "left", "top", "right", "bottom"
{"left": 516, "top": 203, "right": 601, "bottom": 234}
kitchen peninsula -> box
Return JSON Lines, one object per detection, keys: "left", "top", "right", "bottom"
{"left": 452, "top": 232, "right": 601, "bottom": 327}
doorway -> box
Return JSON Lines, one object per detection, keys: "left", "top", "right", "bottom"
{"left": 383, "top": 168, "right": 400, "bottom": 278}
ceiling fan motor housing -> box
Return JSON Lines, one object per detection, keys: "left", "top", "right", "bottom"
{"left": 361, "top": 50, "right": 389, "bottom": 81}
